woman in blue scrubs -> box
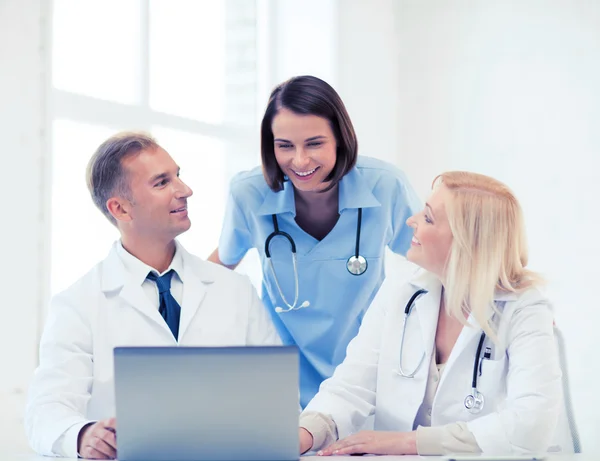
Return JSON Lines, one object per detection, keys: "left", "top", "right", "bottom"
{"left": 208, "top": 75, "right": 421, "bottom": 407}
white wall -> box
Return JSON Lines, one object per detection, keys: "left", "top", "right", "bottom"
{"left": 392, "top": 0, "right": 600, "bottom": 451}
{"left": 336, "top": 0, "right": 401, "bottom": 165}
{"left": 0, "top": 0, "right": 48, "bottom": 453}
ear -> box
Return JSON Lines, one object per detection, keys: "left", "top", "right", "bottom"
{"left": 106, "top": 197, "right": 133, "bottom": 223}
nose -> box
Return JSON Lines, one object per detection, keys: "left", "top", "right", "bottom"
{"left": 175, "top": 177, "right": 193, "bottom": 199}
{"left": 291, "top": 147, "right": 310, "bottom": 169}
{"left": 406, "top": 215, "right": 416, "bottom": 228}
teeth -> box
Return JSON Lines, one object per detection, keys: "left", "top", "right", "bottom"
{"left": 412, "top": 236, "right": 420, "bottom": 244}
{"left": 294, "top": 167, "right": 317, "bottom": 177}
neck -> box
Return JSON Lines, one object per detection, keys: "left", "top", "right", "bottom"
{"left": 121, "top": 234, "right": 176, "bottom": 273}
{"left": 294, "top": 183, "right": 339, "bottom": 211}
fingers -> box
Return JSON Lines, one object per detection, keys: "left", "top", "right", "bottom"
{"left": 79, "top": 419, "right": 118, "bottom": 459}
{"left": 80, "top": 446, "right": 110, "bottom": 460}
{"left": 96, "top": 418, "right": 117, "bottom": 451}
{"left": 97, "top": 427, "right": 117, "bottom": 451}
{"left": 80, "top": 435, "right": 116, "bottom": 459}
{"left": 80, "top": 437, "right": 116, "bottom": 460}
{"left": 318, "top": 433, "right": 368, "bottom": 456}
{"left": 319, "top": 441, "right": 357, "bottom": 456}
{"left": 103, "top": 417, "right": 117, "bottom": 430}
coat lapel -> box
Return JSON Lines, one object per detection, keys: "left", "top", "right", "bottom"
{"left": 176, "top": 242, "right": 214, "bottom": 340}
{"left": 100, "top": 243, "right": 167, "bottom": 328}
{"left": 410, "top": 271, "right": 442, "bottom": 360}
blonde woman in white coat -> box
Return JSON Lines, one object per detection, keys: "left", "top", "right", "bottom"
{"left": 298, "top": 171, "right": 565, "bottom": 456}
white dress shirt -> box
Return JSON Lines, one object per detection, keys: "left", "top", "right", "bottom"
{"left": 116, "top": 241, "right": 184, "bottom": 310}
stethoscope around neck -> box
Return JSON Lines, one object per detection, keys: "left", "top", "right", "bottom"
{"left": 265, "top": 208, "right": 367, "bottom": 314}
{"left": 396, "top": 289, "right": 492, "bottom": 414}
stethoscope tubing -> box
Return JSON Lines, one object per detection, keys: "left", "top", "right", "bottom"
{"left": 399, "top": 289, "right": 489, "bottom": 413}
{"left": 264, "top": 208, "right": 367, "bottom": 312}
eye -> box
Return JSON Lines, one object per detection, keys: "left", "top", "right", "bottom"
{"left": 276, "top": 143, "right": 293, "bottom": 149}
{"left": 307, "top": 141, "right": 323, "bottom": 148}
{"left": 155, "top": 178, "right": 169, "bottom": 187}
{"left": 424, "top": 214, "right": 433, "bottom": 224}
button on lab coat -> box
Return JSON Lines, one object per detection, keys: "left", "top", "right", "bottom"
{"left": 305, "top": 263, "right": 567, "bottom": 454}
{"left": 25, "top": 241, "right": 281, "bottom": 457}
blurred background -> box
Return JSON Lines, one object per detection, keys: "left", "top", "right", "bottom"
{"left": 1, "top": 0, "right": 599, "bottom": 453}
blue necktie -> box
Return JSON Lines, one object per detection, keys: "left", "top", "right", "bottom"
{"left": 146, "top": 270, "right": 181, "bottom": 340}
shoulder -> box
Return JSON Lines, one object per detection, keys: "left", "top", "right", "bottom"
{"left": 50, "top": 259, "right": 105, "bottom": 313}
{"left": 228, "top": 166, "right": 271, "bottom": 200}
{"left": 502, "top": 286, "right": 552, "bottom": 316}
{"left": 354, "top": 156, "right": 415, "bottom": 199}
{"left": 372, "top": 264, "right": 425, "bottom": 314}
{"left": 355, "top": 156, "right": 410, "bottom": 186}
{"left": 182, "top": 250, "right": 253, "bottom": 290}
{"left": 496, "top": 286, "right": 554, "bottom": 341}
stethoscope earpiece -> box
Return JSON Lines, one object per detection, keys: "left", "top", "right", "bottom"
{"left": 274, "top": 300, "right": 310, "bottom": 314}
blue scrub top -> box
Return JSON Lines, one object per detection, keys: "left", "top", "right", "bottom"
{"left": 218, "top": 156, "right": 421, "bottom": 407}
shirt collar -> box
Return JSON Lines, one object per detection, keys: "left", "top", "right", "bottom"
{"left": 338, "top": 166, "right": 381, "bottom": 212}
{"left": 408, "top": 268, "right": 519, "bottom": 321}
{"left": 116, "top": 240, "right": 185, "bottom": 286}
{"left": 256, "top": 167, "right": 381, "bottom": 216}
{"left": 256, "top": 178, "right": 296, "bottom": 217}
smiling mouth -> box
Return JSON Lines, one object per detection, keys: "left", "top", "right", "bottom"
{"left": 292, "top": 167, "right": 318, "bottom": 177}
{"left": 170, "top": 206, "right": 187, "bottom": 213}
{"left": 411, "top": 236, "right": 421, "bottom": 245}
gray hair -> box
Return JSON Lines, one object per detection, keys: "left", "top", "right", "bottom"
{"left": 86, "top": 131, "right": 159, "bottom": 225}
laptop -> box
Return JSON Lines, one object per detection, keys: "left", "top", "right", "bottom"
{"left": 114, "top": 346, "right": 299, "bottom": 461}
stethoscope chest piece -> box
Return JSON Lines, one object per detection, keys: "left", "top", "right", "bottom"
{"left": 347, "top": 254, "right": 367, "bottom": 275}
{"left": 464, "top": 388, "right": 485, "bottom": 414}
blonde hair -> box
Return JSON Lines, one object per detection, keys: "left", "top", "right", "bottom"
{"left": 437, "top": 171, "right": 542, "bottom": 340}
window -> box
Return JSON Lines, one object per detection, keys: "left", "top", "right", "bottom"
{"left": 51, "top": 0, "right": 260, "bottom": 295}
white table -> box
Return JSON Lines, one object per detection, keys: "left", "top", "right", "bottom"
{"left": 0, "top": 454, "right": 592, "bottom": 461}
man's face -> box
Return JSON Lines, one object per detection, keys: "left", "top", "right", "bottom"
{"left": 120, "top": 146, "right": 193, "bottom": 242}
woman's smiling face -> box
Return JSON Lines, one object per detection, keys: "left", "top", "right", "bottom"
{"left": 271, "top": 108, "right": 337, "bottom": 193}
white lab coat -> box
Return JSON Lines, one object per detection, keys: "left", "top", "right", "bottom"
{"left": 25, "top": 241, "right": 281, "bottom": 457}
{"left": 304, "top": 264, "right": 567, "bottom": 455}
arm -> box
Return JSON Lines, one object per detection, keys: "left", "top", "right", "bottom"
{"left": 24, "top": 292, "right": 95, "bottom": 457}
{"left": 207, "top": 247, "right": 240, "bottom": 270}
{"left": 466, "top": 300, "right": 562, "bottom": 453}
{"left": 214, "top": 183, "right": 253, "bottom": 268}
{"left": 299, "top": 285, "right": 389, "bottom": 449}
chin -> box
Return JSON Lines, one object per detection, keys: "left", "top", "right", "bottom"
{"left": 406, "top": 249, "right": 421, "bottom": 266}
{"left": 289, "top": 178, "right": 326, "bottom": 193}
{"left": 172, "top": 221, "right": 192, "bottom": 237}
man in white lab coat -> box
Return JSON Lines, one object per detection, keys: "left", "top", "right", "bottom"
{"left": 25, "top": 132, "right": 281, "bottom": 459}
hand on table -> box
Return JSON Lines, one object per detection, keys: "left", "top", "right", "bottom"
{"left": 77, "top": 417, "right": 117, "bottom": 459}
{"left": 317, "top": 430, "right": 417, "bottom": 456}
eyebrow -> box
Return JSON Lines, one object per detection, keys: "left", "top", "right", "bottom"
{"left": 273, "top": 135, "right": 327, "bottom": 143}
{"left": 425, "top": 203, "right": 435, "bottom": 219}
{"left": 149, "top": 167, "right": 180, "bottom": 184}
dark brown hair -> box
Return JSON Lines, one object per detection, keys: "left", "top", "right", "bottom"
{"left": 86, "top": 131, "right": 159, "bottom": 225}
{"left": 260, "top": 75, "right": 358, "bottom": 192}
